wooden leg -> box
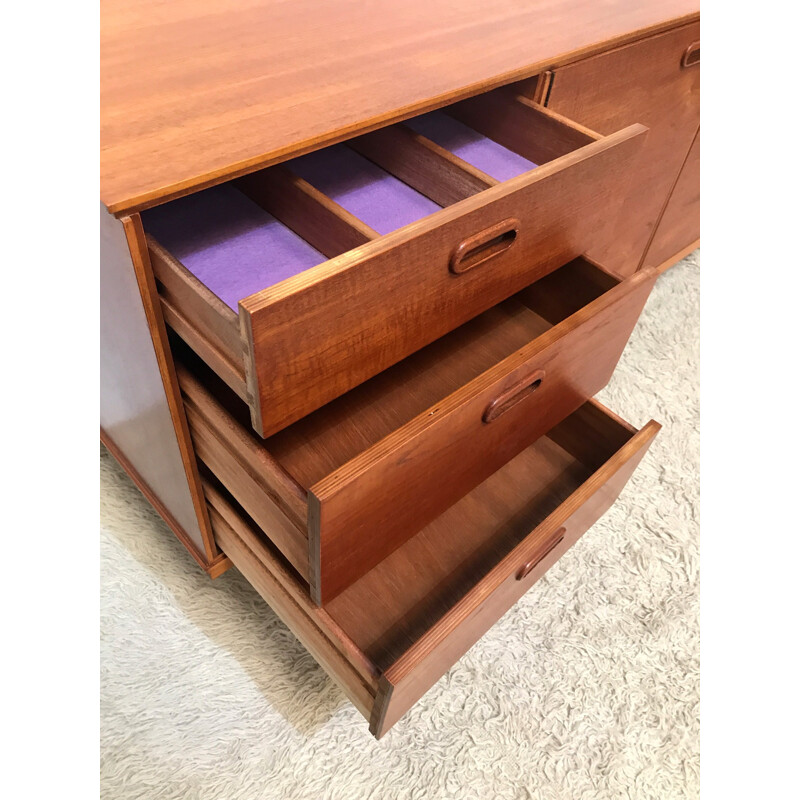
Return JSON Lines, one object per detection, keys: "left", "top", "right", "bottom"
{"left": 100, "top": 204, "right": 230, "bottom": 576}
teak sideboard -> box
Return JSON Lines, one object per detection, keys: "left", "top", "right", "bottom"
{"left": 100, "top": 0, "right": 699, "bottom": 737}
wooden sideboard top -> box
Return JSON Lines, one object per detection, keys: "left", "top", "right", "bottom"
{"left": 100, "top": 0, "right": 699, "bottom": 215}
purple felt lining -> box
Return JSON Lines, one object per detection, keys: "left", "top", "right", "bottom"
{"left": 141, "top": 115, "right": 537, "bottom": 311}
{"left": 288, "top": 144, "right": 442, "bottom": 235}
{"left": 142, "top": 184, "right": 326, "bottom": 311}
{"left": 405, "top": 111, "right": 537, "bottom": 181}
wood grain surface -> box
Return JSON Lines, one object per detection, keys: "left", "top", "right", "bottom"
{"left": 241, "top": 122, "right": 647, "bottom": 436}
{"left": 326, "top": 431, "right": 591, "bottom": 669}
{"left": 309, "top": 265, "right": 657, "bottom": 602}
{"left": 172, "top": 256, "right": 655, "bottom": 603}
{"left": 369, "top": 415, "right": 660, "bottom": 737}
{"left": 545, "top": 21, "right": 700, "bottom": 276}
{"left": 101, "top": 0, "right": 698, "bottom": 214}
{"left": 149, "top": 238, "right": 244, "bottom": 370}
{"left": 643, "top": 127, "right": 700, "bottom": 267}
{"left": 204, "top": 480, "right": 379, "bottom": 718}
{"left": 348, "top": 124, "right": 497, "bottom": 207}
{"left": 100, "top": 206, "right": 219, "bottom": 562}
{"left": 236, "top": 166, "right": 379, "bottom": 257}
{"left": 449, "top": 91, "right": 599, "bottom": 163}
{"left": 175, "top": 351, "right": 309, "bottom": 532}
{"left": 186, "top": 401, "right": 311, "bottom": 578}
{"left": 199, "top": 398, "right": 658, "bottom": 737}
{"left": 175, "top": 290, "right": 551, "bottom": 579}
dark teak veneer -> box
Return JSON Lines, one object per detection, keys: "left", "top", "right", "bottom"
{"left": 101, "top": 0, "right": 699, "bottom": 736}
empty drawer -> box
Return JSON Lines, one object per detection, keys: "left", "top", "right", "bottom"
{"left": 175, "top": 258, "right": 657, "bottom": 603}
{"left": 206, "top": 398, "right": 660, "bottom": 737}
{"left": 145, "top": 85, "right": 647, "bottom": 437}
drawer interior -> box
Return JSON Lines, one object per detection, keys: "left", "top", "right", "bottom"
{"left": 404, "top": 111, "right": 538, "bottom": 181}
{"left": 249, "top": 259, "right": 618, "bottom": 489}
{"left": 175, "top": 255, "right": 650, "bottom": 603}
{"left": 177, "top": 257, "right": 619, "bottom": 506}
{"left": 205, "top": 389, "right": 658, "bottom": 736}
{"left": 288, "top": 144, "right": 443, "bottom": 236}
{"left": 208, "top": 396, "right": 641, "bottom": 679}
{"left": 325, "top": 428, "right": 595, "bottom": 668}
{"left": 145, "top": 87, "right": 647, "bottom": 441}
{"left": 142, "top": 92, "right": 591, "bottom": 312}
{"left": 143, "top": 183, "right": 328, "bottom": 313}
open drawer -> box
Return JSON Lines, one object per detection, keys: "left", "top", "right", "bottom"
{"left": 144, "top": 85, "right": 648, "bottom": 438}
{"left": 174, "top": 258, "right": 657, "bottom": 603}
{"left": 204, "top": 399, "right": 660, "bottom": 738}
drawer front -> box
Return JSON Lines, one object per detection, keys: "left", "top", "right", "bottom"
{"left": 240, "top": 110, "right": 647, "bottom": 437}
{"left": 545, "top": 22, "right": 700, "bottom": 276}
{"left": 310, "top": 266, "right": 657, "bottom": 603}
{"left": 369, "top": 417, "right": 660, "bottom": 737}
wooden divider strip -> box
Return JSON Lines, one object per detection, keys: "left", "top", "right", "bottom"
{"left": 448, "top": 86, "right": 601, "bottom": 164}
{"left": 349, "top": 123, "right": 497, "bottom": 206}
{"left": 237, "top": 165, "right": 379, "bottom": 258}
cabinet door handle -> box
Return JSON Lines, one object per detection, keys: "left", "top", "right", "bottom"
{"left": 449, "top": 218, "right": 519, "bottom": 275}
{"left": 482, "top": 369, "right": 545, "bottom": 423}
{"left": 681, "top": 42, "right": 700, "bottom": 68}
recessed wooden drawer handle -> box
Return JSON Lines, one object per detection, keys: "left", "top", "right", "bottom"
{"left": 482, "top": 369, "right": 545, "bottom": 423}
{"left": 449, "top": 218, "right": 520, "bottom": 275}
{"left": 516, "top": 527, "right": 567, "bottom": 580}
{"left": 681, "top": 42, "right": 700, "bottom": 68}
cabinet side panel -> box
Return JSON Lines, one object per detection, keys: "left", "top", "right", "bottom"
{"left": 100, "top": 204, "right": 208, "bottom": 555}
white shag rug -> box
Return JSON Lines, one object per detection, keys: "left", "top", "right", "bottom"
{"left": 100, "top": 252, "right": 700, "bottom": 799}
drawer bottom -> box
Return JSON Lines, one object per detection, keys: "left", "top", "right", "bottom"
{"left": 205, "top": 399, "right": 659, "bottom": 737}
